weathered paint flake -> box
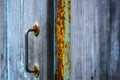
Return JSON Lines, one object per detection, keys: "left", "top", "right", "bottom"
{"left": 55, "top": 0, "right": 71, "bottom": 80}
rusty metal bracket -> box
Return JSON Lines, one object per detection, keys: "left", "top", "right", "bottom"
{"left": 55, "top": 0, "right": 71, "bottom": 80}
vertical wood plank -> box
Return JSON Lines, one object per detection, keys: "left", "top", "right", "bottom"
{"left": 98, "top": 0, "right": 110, "bottom": 80}
{"left": 7, "top": 0, "right": 48, "bottom": 80}
{"left": 107, "top": 0, "right": 120, "bottom": 79}
{"left": 97, "top": 0, "right": 120, "bottom": 79}
{"left": 23, "top": 0, "right": 48, "bottom": 79}
{"left": 71, "top": 0, "right": 100, "bottom": 80}
{"left": 71, "top": 0, "right": 120, "bottom": 80}
{"left": 0, "top": 0, "right": 7, "bottom": 80}
{"left": 7, "top": 0, "right": 27, "bottom": 80}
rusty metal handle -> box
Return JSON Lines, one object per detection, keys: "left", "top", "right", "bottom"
{"left": 25, "top": 25, "right": 40, "bottom": 77}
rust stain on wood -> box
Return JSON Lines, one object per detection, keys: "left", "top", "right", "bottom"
{"left": 55, "top": 0, "right": 71, "bottom": 80}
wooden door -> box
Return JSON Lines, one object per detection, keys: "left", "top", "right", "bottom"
{"left": 0, "top": 0, "right": 54, "bottom": 80}
{"left": 1, "top": 0, "right": 120, "bottom": 80}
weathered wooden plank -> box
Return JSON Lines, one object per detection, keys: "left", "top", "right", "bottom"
{"left": 71, "top": 0, "right": 100, "bottom": 80}
{"left": 106, "top": 0, "right": 120, "bottom": 79}
{"left": 0, "top": 0, "right": 7, "bottom": 80}
{"left": 7, "top": 0, "right": 48, "bottom": 80}
{"left": 98, "top": 0, "right": 120, "bottom": 80}
{"left": 71, "top": 0, "right": 120, "bottom": 80}
{"left": 23, "top": 0, "right": 48, "bottom": 80}
{"left": 7, "top": 0, "right": 26, "bottom": 80}
{"left": 98, "top": 0, "right": 110, "bottom": 80}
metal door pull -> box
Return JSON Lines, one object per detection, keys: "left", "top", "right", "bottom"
{"left": 25, "top": 24, "right": 40, "bottom": 77}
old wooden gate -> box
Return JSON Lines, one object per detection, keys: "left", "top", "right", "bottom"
{"left": 0, "top": 0, "right": 120, "bottom": 80}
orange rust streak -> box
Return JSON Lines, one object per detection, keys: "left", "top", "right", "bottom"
{"left": 55, "top": 0, "right": 66, "bottom": 80}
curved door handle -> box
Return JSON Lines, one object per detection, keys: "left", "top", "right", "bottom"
{"left": 25, "top": 25, "right": 40, "bottom": 77}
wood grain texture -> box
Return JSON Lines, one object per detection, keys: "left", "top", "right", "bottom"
{"left": 6, "top": 0, "right": 48, "bottom": 80}
{"left": 71, "top": 0, "right": 99, "bottom": 80}
{"left": 71, "top": 0, "right": 120, "bottom": 80}
{"left": 0, "top": 0, "right": 7, "bottom": 80}
{"left": 98, "top": 0, "right": 110, "bottom": 80}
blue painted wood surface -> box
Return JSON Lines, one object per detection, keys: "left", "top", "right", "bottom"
{"left": 0, "top": 0, "right": 120, "bottom": 80}
{"left": 6, "top": 0, "right": 48, "bottom": 80}
{"left": 0, "top": 0, "right": 7, "bottom": 80}
{"left": 71, "top": 0, "right": 120, "bottom": 80}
